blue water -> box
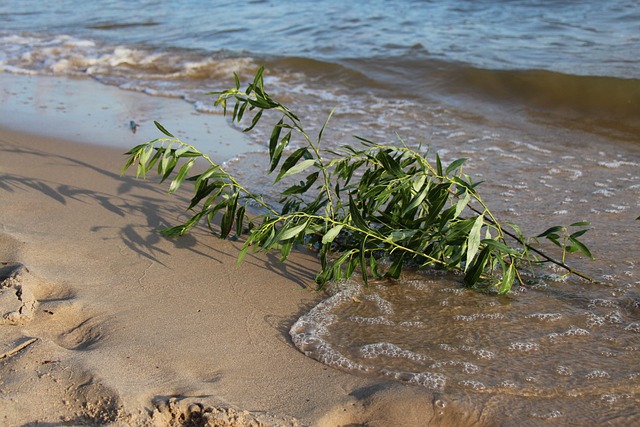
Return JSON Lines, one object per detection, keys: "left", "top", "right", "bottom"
{"left": 1, "top": 0, "right": 638, "bottom": 134}
{"left": 2, "top": 0, "right": 638, "bottom": 77}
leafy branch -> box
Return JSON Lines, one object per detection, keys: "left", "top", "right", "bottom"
{"left": 122, "top": 67, "right": 596, "bottom": 294}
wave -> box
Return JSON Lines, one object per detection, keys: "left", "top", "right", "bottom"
{"left": 336, "top": 55, "right": 640, "bottom": 130}
{"left": 448, "top": 66, "right": 640, "bottom": 123}
{"left": 1, "top": 31, "right": 637, "bottom": 136}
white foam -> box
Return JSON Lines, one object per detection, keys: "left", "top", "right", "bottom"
{"left": 381, "top": 369, "right": 447, "bottom": 390}
{"left": 556, "top": 366, "right": 573, "bottom": 376}
{"left": 526, "top": 312, "right": 563, "bottom": 322}
{"left": 431, "top": 360, "right": 480, "bottom": 374}
{"left": 598, "top": 160, "right": 638, "bottom": 168}
{"left": 532, "top": 410, "right": 563, "bottom": 419}
{"left": 507, "top": 342, "right": 540, "bottom": 352}
{"left": 624, "top": 323, "right": 640, "bottom": 333}
{"left": 349, "top": 315, "right": 395, "bottom": 326}
{"left": 585, "top": 370, "right": 610, "bottom": 379}
{"left": 458, "top": 379, "right": 486, "bottom": 390}
{"left": 360, "top": 342, "right": 430, "bottom": 362}
{"left": 460, "top": 345, "right": 495, "bottom": 360}
{"left": 453, "top": 313, "right": 505, "bottom": 321}
{"left": 363, "top": 293, "right": 394, "bottom": 315}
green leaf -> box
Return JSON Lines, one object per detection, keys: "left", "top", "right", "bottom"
{"left": 376, "top": 150, "right": 403, "bottom": 177}
{"left": 538, "top": 226, "right": 565, "bottom": 238}
{"left": 481, "top": 239, "right": 521, "bottom": 256}
{"left": 568, "top": 236, "right": 594, "bottom": 259}
{"left": 569, "top": 221, "right": 590, "bottom": 227}
{"left": 498, "top": 263, "right": 516, "bottom": 295}
{"left": 174, "top": 146, "right": 193, "bottom": 157}
{"left": 279, "top": 220, "right": 309, "bottom": 241}
{"left": 269, "top": 119, "right": 283, "bottom": 159}
{"left": 388, "top": 230, "right": 417, "bottom": 242}
{"left": 243, "top": 110, "right": 263, "bottom": 132}
{"left": 235, "top": 205, "right": 246, "bottom": 235}
{"left": 464, "top": 246, "right": 491, "bottom": 286}
{"left": 569, "top": 229, "right": 589, "bottom": 239}
{"left": 275, "top": 147, "right": 311, "bottom": 182}
{"left": 446, "top": 158, "right": 468, "bottom": 176}
{"left": 412, "top": 174, "right": 426, "bottom": 193}
{"left": 359, "top": 239, "right": 368, "bottom": 286}
{"left": 385, "top": 254, "right": 404, "bottom": 279}
{"left": 369, "top": 255, "right": 380, "bottom": 278}
{"left": 322, "top": 224, "right": 344, "bottom": 244}
{"left": 465, "top": 214, "right": 484, "bottom": 271}
{"left": 237, "top": 240, "right": 251, "bottom": 266}
{"left": 402, "top": 185, "right": 429, "bottom": 216}
{"left": 282, "top": 172, "right": 319, "bottom": 196}
{"left": 454, "top": 192, "right": 470, "bottom": 219}
{"left": 277, "top": 159, "right": 316, "bottom": 181}
{"left": 279, "top": 238, "right": 294, "bottom": 262}
{"left": 220, "top": 192, "right": 239, "bottom": 239}
{"left": 269, "top": 131, "right": 291, "bottom": 173}
{"left": 318, "top": 107, "right": 336, "bottom": 143}
{"left": 349, "top": 196, "right": 369, "bottom": 231}
{"left": 154, "top": 121, "right": 174, "bottom": 138}
{"left": 169, "top": 159, "right": 195, "bottom": 193}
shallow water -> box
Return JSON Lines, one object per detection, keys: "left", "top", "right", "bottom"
{"left": 1, "top": 1, "right": 639, "bottom": 424}
{"left": 291, "top": 273, "right": 640, "bottom": 425}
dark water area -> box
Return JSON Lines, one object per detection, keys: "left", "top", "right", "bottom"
{"left": 1, "top": 1, "right": 639, "bottom": 424}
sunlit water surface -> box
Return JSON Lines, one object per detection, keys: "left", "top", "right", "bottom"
{"left": 291, "top": 272, "right": 640, "bottom": 425}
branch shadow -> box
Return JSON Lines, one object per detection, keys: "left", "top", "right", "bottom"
{"left": 0, "top": 139, "right": 210, "bottom": 266}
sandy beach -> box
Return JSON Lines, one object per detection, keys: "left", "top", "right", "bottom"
{"left": 0, "top": 107, "right": 477, "bottom": 425}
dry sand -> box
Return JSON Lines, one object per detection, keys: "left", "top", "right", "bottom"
{"left": 0, "top": 120, "right": 482, "bottom": 426}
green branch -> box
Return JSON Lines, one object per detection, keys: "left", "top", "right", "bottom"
{"left": 122, "top": 66, "right": 597, "bottom": 295}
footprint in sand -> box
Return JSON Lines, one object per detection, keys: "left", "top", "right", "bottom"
{"left": 0, "top": 262, "right": 38, "bottom": 325}
{"left": 0, "top": 262, "right": 124, "bottom": 425}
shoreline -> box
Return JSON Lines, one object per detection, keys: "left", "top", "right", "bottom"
{"left": 0, "top": 72, "right": 258, "bottom": 163}
{"left": 0, "top": 125, "right": 472, "bottom": 425}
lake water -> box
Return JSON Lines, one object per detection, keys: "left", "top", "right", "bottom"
{"left": 1, "top": 1, "right": 639, "bottom": 424}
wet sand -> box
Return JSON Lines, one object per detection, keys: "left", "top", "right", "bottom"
{"left": 0, "top": 76, "right": 483, "bottom": 426}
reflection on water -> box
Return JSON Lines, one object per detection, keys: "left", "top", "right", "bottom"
{"left": 291, "top": 272, "right": 640, "bottom": 425}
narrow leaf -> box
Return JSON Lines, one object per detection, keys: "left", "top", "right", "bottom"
{"left": 569, "top": 229, "right": 589, "bottom": 239}
{"left": 277, "top": 159, "right": 316, "bottom": 181}
{"left": 279, "top": 220, "right": 309, "bottom": 241}
{"left": 454, "top": 192, "right": 470, "bottom": 219}
{"left": 322, "top": 224, "right": 344, "bottom": 244}
{"left": 538, "top": 225, "right": 565, "bottom": 238}
{"left": 349, "top": 196, "right": 369, "bottom": 231}
{"left": 481, "top": 239, "right": 520, "bottom": 256}
{"left": 465, "top": 214, "right": 484, "bottom": 271}
{"left": 269, "top": 119, "right": 283, "bottom": 158}
{"left": 169, "top": 159, "right": 195, "bottom": 193}
{"left": 568, "top": 236, "right": 594, "bottom": 259}
{"left": 569, "top": 221, "right": 590, "bottom": 227}
{"left": 446, "top": 158, "right": 468, "bottom": 176}
{"left": 154, "top": 121, "right": 175, "bottom": 137}
{"left": 360, "top": 240, "right": 368, "bottom": 286}
{"left": 436, "top": 153, "right": 443, "bottom": 177}
{"left": 385, "top": 254, "right": 404, "bottom": 279}
{"left": 498, "top": 263, "right": 516, "bottom": 295}
{"left": 275, "top": 146, "right": 309, "bottom": 182}
{"left": 464, "top": 246, "right": 491, "bottom": 286}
